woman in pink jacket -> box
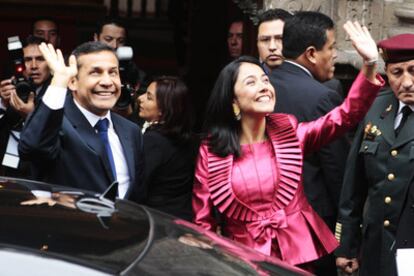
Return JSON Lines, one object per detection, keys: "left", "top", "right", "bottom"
{"left": 192, "top": 21, "right": 384, "bottom": 269}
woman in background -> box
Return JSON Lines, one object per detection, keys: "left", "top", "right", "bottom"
{"left": 138, "top": 76, "right": 197, "bottom": 221}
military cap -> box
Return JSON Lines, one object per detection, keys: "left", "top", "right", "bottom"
{"left": 378, "top": 34, "right": 414, "bottom": 63}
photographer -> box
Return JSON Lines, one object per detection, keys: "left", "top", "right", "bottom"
{"left": 0, "top": 35, "right": 51, "bottom": 177}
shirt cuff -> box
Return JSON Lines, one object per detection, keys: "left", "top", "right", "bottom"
{"left": 42, "top": 85, "right": 67, "bottom": 110}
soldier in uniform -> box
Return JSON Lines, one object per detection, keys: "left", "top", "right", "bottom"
{"left": 335, "top": 34, "right": 414, "bottom": 276}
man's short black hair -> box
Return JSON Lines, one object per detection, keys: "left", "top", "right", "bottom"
{"left": 257, "top": 8, "right": 292, "bottom": 27}
{"left": 95, "top": 17, "right": 127, "bottom": 37}
{"left": 22, "top": 35, "right": 47, "bottom": 48}
{"left": 282, "top": 11, "right": 334, "bottom": 60}
{"left": 71, "top": 41, "right": 117, "bottom": 68}
{"left": 31, "top": 16, "right": 59, "bottom": 31}
{"left": 228, "top": 14, "right": 244, "bottom": 27}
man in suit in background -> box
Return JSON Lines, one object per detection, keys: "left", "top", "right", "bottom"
{"left": 336, "top": 34, "right": 414, "bottom": 276}
{"left": 256, "top": 8, "right": 292, "bottom": 74}
{"left": 19, "top": 41, "right": 144, "bottom": 202}
{"left": 227, "top": 18, "right": 244, "bottom": 61}
{"left": 94, "top": 17, "right": 127, "bottom": 50}
{"left": 270, "top": 11, "right": 350, "bottom": 275}
{"left": 32, "top": 17, "right": 60, "bottom": 48}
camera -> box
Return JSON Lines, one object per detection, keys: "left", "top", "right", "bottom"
{"left": 7, "top": 36, "right": 33, "bottom": 102}
{"left": 115, "top": 46, "right": 137, "bottom": 109}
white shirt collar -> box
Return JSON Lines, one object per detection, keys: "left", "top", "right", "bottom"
{"left": 73, "top": 99, "right": 113, "bottom": 129}
{"left": 397, "top": 101, "right": 414, "bottom": 114}
{"left": 284, "top": 60, "right": 313, "bottom": 78}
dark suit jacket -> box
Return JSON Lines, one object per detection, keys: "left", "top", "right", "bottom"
{"left": 0, "top": 79, "right": 50, "bottom": 177}
{"left": 336, "top": 90, "right": 414, "bottom": 276}
{"left": 396, "top": 175, "right": 414, "bottom": 249}
{"left": 18, "top": 94, "right": 144, "bottom": 202}
{"left": 142, "top": 128, "right": 197, "bottom": 220}
{"left": 270, "top": 61, "right": 350, "bottom": 228}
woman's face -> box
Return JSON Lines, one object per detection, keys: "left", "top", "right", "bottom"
{"left": 233, "top": 62, "right": 275, "bottom": 118}
{"left": 138, "top": 82, "right": 161, "bottom": 122}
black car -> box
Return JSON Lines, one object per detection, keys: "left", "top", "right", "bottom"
{"left": 0, "top": 177, "right": 311, "bottom": 276}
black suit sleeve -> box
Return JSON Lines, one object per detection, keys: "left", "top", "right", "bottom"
{"left": 312, "top": 90, "right": 350, "bottom": 210}
{"left": 140, "top": 131, "right": 166, "bottom": 203}
{"left": 134, "top": 127, "right": 145, "bottom": 202}
{"left": 19, "top": 102, "right": 64, "bottom": 161}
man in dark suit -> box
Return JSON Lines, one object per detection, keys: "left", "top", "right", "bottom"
{"left": 32, "top": 16, "right": 60, "bottom": 48}
{"left": 271, "top": 11, "right": 348, "bottom": 232}
{"left": 269, "top": 12, "right": 350, "bottom": 275}
{"left": 19, "top": 41, "right": 144, "bottom": 202}
{"left": 0, "top": 35, "right": 51, "bottom": 177}
{"left": 336, "top": 34, "right": 414, "bottom": 276}
{"left": 256, "top": 8, "right": 292, "bottom": 74}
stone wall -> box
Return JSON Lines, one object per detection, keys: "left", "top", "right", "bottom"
{"left": 263, "top": 0, "right": 414, "bottom": 75}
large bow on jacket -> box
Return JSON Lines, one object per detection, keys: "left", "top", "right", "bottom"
{"left": 246, "top": 209, "right": 288, "bottom": 254}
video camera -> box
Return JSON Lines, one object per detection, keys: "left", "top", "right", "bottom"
{"left": 7, "top": 36, "right": 33, "bottom": 102}
{"left": 116, "top": 46, "right": 137, "bottom": 109}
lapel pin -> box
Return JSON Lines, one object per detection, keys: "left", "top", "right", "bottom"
{"left": 381, "top": 104, "right": 393, "bottom": 119}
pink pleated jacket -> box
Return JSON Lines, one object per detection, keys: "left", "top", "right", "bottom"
{"left": 193, "top": 72, "right": 384, "bottom": 265}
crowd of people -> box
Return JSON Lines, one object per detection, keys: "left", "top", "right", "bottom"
{"left": 0, "top": 9, "right": 413, "bottom": 276}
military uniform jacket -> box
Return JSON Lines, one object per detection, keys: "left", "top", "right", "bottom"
{"left": 336, "top": 90, "right": 414, "bottom": 276}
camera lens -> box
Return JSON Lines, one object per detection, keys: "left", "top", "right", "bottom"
{"left": 12, "top": 78, "right": 33, "bottom": 103}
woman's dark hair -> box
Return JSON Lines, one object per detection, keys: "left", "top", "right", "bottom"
{"left": 150, "top": 76, "right": 194, "bottom": 142}
{"left": 203, "top": 55, "right": 261, "bottom": 158}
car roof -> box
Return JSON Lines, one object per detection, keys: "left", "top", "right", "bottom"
{"left": 0, "top": 177, "right": 311, "bottom": 276}
{"left": 0, "top": 177, "right": 149, "bottom": 274}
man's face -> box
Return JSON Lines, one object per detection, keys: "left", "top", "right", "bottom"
{"left": 23, "top": 44, "right": 51, "bottom": 86}
{"left": 227, "top": 21, "right": 243, "bottom": 59}
{"left": 386, "top": 60, "right": 414, "bottom": 105}
{"left": 69, "top": 51, "right": 121, "bottom": 116}
{"left": 94, "top": 24, "right": 126, "bottom": 50}
{"left": 312, "top": 29, "right": 337, "bottom": 82}
{"left": 257, "top": 19, "right": 284, "bottom": 69}
{"left": 33, "top": 20, "right": 59, "bottom": 47}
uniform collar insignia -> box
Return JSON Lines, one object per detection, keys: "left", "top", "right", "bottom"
{"left": 380, "top": 104, "right": 393, "bottom": 119}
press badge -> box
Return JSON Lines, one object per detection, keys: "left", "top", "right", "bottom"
{"left": 2, "top": 131, "right": 20, "bottom": 169}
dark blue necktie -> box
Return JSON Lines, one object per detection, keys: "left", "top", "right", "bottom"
{"left": 95, "top": 118, "right": 117, "bottom": 180}
{"left": 395, "top": 106, "right": 412, "bottom": 137}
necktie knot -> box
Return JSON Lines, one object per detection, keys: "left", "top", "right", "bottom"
{"left": 395, "top": 106, "right": 412, "bottom": 136}
{"left": 95, "top": 118, "right": 109, "bottom": 132}
{"left": 401, "top": 106, "right": 412, "bottom": 117}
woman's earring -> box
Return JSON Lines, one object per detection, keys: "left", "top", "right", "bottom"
{"left": 232, "top": 104, "right": 241, "bottom": 121}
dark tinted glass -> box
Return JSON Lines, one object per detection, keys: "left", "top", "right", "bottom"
{"left": 0, "top": 178, "right": 149, "bottom": 274}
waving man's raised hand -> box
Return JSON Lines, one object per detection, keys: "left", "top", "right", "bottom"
{"left": 38, "top": 43, "right": 77, "bottom": 88}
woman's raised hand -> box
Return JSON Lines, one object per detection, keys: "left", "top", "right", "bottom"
{"left": 343, "top": 21, "right": 378, "bottom": 65}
